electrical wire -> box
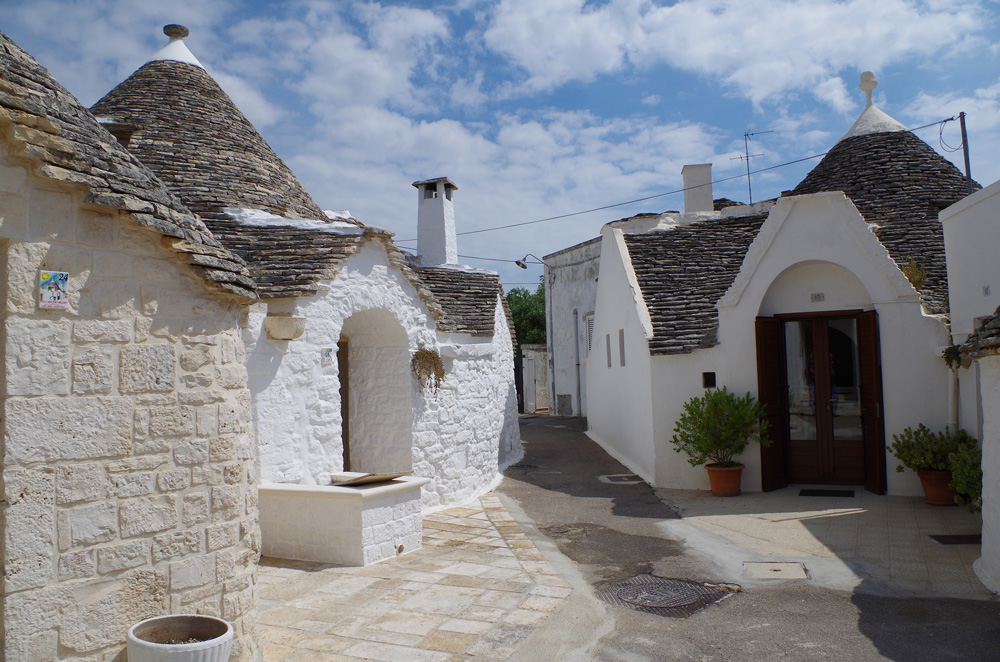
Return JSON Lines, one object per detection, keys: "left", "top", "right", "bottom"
{"left": 397, "top": 116, "right": 961, "bottom": 242}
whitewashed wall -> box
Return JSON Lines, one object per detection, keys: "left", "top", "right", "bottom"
{"left": 586, "top": 229, "right": 656, "bottom": 482}
{"left": 0, "top": 140, "right": 260, "bottom": 660}
{"left": 974, "top": 354, "right": 1000, "bottom": 593}
{"left": 941, "top": 180, "right": 1000, "bottom": 341}
{"left": 545, "top": 239, "right": 600, "bottom": 416}
{"left": 244, "top": 241, "right": 519, "bottom": 508}
{"left": 417, "top": 298, "right": 521, "bottom": 508}
{"left": 717, "top": 192, "right": 951, "bottom": 495}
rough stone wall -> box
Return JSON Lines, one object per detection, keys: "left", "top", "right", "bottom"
{"left": 246, "top": 241, "right": 438, "bottom": 486}
{"left": 246, "top": 243, "right": 521, "bottom": 507}
{"left": 0, "top": 141, "right": 259, "bottom": 660}
{"left": 414, "top": 297, "right": 522, "bottom": 508}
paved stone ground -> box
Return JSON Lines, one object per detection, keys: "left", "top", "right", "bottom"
{"left": 258, "top": 495, "right": 572, "bottom": 661}
{"left": 659, "top": 485, "right": 988, "bottom": 596}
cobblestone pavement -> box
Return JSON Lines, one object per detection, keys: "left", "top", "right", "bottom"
{"left": 257, "top": 495, "right": 572, "bottom": 661}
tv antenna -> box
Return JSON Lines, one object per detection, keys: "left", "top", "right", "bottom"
{"left": 731, "top": 130, "right": 773, "bottom": 204}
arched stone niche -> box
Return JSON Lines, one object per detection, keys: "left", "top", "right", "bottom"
{"left": 340, "top": 307, "right": 414, "bottom": 473}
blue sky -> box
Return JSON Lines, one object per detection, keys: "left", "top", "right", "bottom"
{"left": 3, "top": 0, "right": 999, "bottom": 289}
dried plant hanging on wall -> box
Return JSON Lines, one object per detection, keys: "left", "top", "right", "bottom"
{"left": 411, "top": 347, "right": 445, "bottom": 390}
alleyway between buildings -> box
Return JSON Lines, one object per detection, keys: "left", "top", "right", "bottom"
{"left": 260, "top": 416, "right": 1000, "bottom": 661}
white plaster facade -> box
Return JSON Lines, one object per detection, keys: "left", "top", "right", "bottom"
{"left": 974, "top": 354, "right": 1000, "bottom": 594}
{"left": 586, "top": 192, "right": 953, "bottom": 496}
{"left": 245, "top": 238, "right": 520, "bottom": 509}
{"left": 0, "top": 134, "right": 260, "bottom": 660}
{"left": 544, "top": 238, "right": 600, "bottom": 416}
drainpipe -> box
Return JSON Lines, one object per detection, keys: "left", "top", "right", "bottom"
{"left": 573, "top": 309, "right": 581, "bottom": 416}
{"left": 950, "top": 366, "right": 960, "bottom": 430}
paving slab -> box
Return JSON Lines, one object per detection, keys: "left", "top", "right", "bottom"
{"left": 258, "top": 495, "right": 574, "bottom": 660}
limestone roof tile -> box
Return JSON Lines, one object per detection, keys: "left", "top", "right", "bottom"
{"left": 0, "top": 30, "right": 256, "bottom": 299}
{"left": 90, "top": 59, "right": 325, "bottom": 221}
{"left": 961, "top": 306, "right": 1000, "bottom": 359}
{"left": 413, "top": 266, "right": 503, "bottom": 336}
{"left": 790, "top": 130, "right": 977, "bottom": 316}
{"left": 623, "top": 213, "right": 767, "bottom": 355}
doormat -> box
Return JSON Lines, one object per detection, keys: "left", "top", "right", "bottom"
{"left": 598, "top": 574, "right": 738, "bottom": 618}
{"left": 799, "top": 489, "right": 856, "bottom": 497}
{"left": 929, "top": 534, "right": 982, "bottom": 545}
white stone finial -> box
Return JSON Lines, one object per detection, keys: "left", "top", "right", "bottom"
{"left": 860, "top": 71, "right": 877, "bottom": 108}
{"left": 149, "top": 23, "right": 203, "bottom": 68}
{"left": 163, "top": 24, "right": 189, "bottom": 40}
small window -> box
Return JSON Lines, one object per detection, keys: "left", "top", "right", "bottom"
{"left": 585, "top": 314, "right": 594, "bottom": 353}
{"left": 702, "top": 372, "right": 716, "bottom": 389}
{"left": 424, "top": 187, "right": 438, "bottom": 199}
{"left": 606, "top": 334, "right": 612, "bottom": 368}
{"left": 619, "top": 329, "right": 625, "bottom": 366}
{"left": 445, "top": 187, "right": 453, "bottom": 201}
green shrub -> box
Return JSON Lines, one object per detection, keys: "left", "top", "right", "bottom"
{"left": 671, "top": 387, "right": 771, "bottom": 468}
{"left": 888, "top": 424, "right": 976, "bottom": 472}
{"left": 949, "top": 443, "right": 983, "bottom": 513}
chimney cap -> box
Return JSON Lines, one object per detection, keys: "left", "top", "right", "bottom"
{"left": 412, "top": 177, "right": 458, "bottom": 191}
{"left": 163, "top": 24, "right": 190, "bottom": 39}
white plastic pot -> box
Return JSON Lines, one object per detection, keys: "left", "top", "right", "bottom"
{"left": 126, "top": 614, "right": 233, "bottom": 662}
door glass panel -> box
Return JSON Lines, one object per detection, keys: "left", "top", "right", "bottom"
{"left": 828, "top": 318, "right": 863, "bottom": 441}
{"left": 785, "top": 321, "right": 816, "bottom": 441}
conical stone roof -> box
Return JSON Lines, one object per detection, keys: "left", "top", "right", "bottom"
{"left": 0, "top": 29, "right": 256, "bottom": 299}
{"left": 90, "top": 31, "right": 324, "bottom": 221}
{"left": 790, "top": 75, "right": 977, "bottom": 316}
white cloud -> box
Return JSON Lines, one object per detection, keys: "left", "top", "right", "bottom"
{"left": 904, "top": 79, "right": 1000, "bottom": 184}
{"left": 484, "top": 0, "right": 985, "bottom": 109}
{"left": 641, "top": 94, "right": 661, "bottom": 106}
{"left": 484, "top": 0, "right": 643, "bottom": 92}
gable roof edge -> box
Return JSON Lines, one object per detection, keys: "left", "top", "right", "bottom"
{"left": 611, "top": 228, "right": 654, "bottom": 339}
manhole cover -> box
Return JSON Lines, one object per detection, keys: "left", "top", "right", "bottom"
{"left": 598, "top": 574, "right": 738, "bottom": 617}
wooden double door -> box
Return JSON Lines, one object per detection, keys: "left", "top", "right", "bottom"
{"left": 755, "top": 310, "right": 886, "bottom": 494}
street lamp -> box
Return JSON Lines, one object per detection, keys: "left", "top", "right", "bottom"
{"left": 515, "top": 253, "right": 545, "bottom": 269}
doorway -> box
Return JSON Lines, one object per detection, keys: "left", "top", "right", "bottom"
{"left": 338, "top": 338, "right": 350, "bottom": 471}
{"left": 756, "top": 310, "right": 886, "bottom": 493}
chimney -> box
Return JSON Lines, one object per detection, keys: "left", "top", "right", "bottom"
{"left": 413, "top": 177, "right": 458, "bottom": 266}
{"left": 682, "top": 164, "right": 713, "bottom": 214}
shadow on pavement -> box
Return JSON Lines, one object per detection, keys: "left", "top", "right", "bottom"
{"left": 508, "top": 415, "right": 678, "bottom": 521}
{"left": 851, "top": 579, "right": 1000, "bottom": 661}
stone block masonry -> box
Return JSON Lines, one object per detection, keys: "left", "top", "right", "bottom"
{"left": 0, "top": 141, "right": 260, "bottom": 661}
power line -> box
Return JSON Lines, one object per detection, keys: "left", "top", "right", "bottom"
{"left": 397, "top": 116, "right": 958, "bottom": 242}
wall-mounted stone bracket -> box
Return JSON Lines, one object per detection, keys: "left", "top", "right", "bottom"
{"left": 265, "top": 315, "right": 306, "bottom": 341}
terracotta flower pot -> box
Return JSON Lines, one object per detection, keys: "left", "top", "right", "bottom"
{"left": 706, "top": 463, "right": 744, "bottom": 497}
{"left": 917, "top": 469, "right": 959, "bottom": 506}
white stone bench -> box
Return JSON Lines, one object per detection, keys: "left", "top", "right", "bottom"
{"left": 258, "top": 476, "right": 429, "bottom": 566}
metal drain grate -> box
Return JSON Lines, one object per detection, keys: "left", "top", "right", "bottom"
{"left": 598, "top": 574, "right": 738, "bottom": 617}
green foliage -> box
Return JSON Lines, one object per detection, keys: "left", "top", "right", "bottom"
{"left": 506, "top": 279, "right": 546, "bottom": 349}
{"left": 942, "top": 345, "right": 962, "bottom": 370}
{"left": 670, "top": 387, "right": 772, "bottom": 468}
{"left": 888, "top": 424, "right": 976, "bottom": 472}
{"left": 901, "top": 257, "right": 927, "bottom": 290}
{"left": 949, "top": 443, "right": 983, "bottom": 513}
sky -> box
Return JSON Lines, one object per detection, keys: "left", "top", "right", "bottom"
{"left": 3, "top": 0, "right": 999, "bottom": 290}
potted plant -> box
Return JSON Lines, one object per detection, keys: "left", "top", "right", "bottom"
{"left": 888, "top": 424, "right": 977, "bottom": 506}
{"left": 126, "top": 614, "right": 233, "bottom": 662}
{"left": 671, "top": 387, "right": 771, "bottom": 497}
{"left": 948, "top": 442, "right": 983, "bottom": 512}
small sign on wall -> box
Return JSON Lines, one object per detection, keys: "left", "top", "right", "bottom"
{"left": 39, "top": 271, "right": 69, "bottom": 310}
{"left": 321, "top": 347, "right": 334, "bottom": 366}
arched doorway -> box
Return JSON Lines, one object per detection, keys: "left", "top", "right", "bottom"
{"left": 339, "top": 308, "right": 413, "bottom": 473}
{"left": 754, "top": 262, "right": 887, "bottom": 493}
